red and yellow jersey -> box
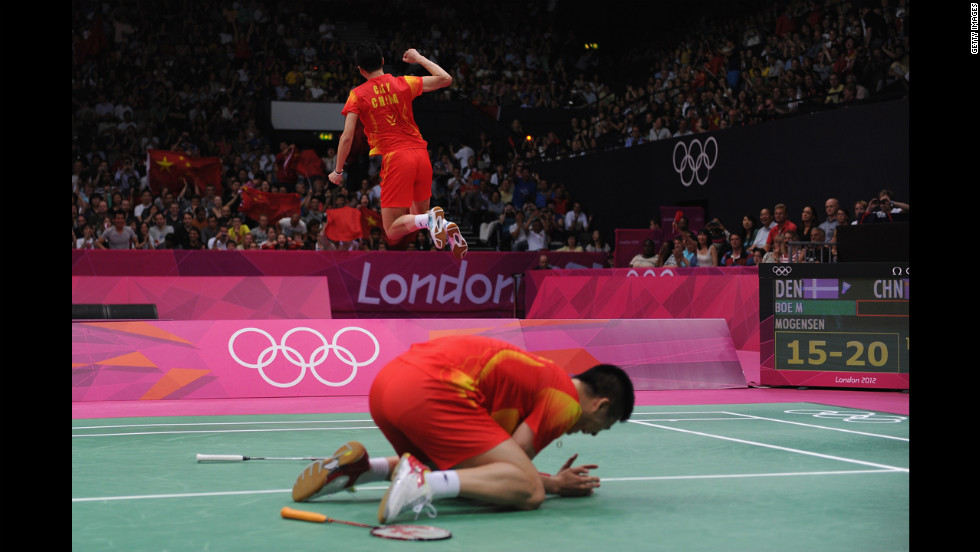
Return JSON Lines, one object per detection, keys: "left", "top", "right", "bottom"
{"left": 398, "top": 335, "right": 581, "bottom": 453}
{"left": 342, "top": 74, "right": 427, "bottom": 156}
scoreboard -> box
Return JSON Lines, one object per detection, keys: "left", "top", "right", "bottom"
{"left": 758, "top": 262, "right": 909, "bottom": 390}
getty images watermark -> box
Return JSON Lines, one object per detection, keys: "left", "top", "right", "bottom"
{"left": 973, "top": 3, "right": 979, "bottom": 54}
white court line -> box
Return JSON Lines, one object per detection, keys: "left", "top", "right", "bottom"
{"left": 629, "top": 420, "right": 908, "bottom": 473}
{"left": 720, "top": 412, "right": 909, "bottom": 442}
{"left": 72, "top": 468, "right": 906, "bottom": 504}
{"left": 630, "top": 411, "right": 908, "bottom": 442}
{"left": 72, "top": 426, "right": 379, "bottom": 438}
{"left": 74, "top": 419, "right": 374, "bottom": 430}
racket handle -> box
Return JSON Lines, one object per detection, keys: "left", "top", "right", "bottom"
{"left": 281, "top": 507, "right": 327, "bottom": 524}
{"left": 196, "top": 454, "right": 246, "bottom": 462}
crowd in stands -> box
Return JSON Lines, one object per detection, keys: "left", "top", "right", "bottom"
{"left": 72, "top": 0, "right": 909, "bottom": 261}
{"left": 626, "top": 190, "right": 908, "bottom": 268}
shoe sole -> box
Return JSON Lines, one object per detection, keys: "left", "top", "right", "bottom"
{"left": 292, "top": 441, "right": 366, "bottom": 502}
{"left": 429, "top": 207, "right": 447, "bottom": 250}
{"left": 445, "top": 223, "right": 467, "bottom": 260}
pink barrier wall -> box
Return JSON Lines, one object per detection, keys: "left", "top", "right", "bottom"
{"left": 525, "top": 267, "right": 760, "bottom": 353}
{"left": 71, "top": 250, "right": 607, "bottom": 318}
{"left": 72, "top": 318, "right": 745, "bottom": 402}
{"left": 71, "top": 276, "right": 331, "bottom": 320}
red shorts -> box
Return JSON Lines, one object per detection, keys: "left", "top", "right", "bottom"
{"left": 369, "top": 359, "right": 511, "bottom": 470}
{"left": 378, "top": 148, "right": 433, "bottom": 208}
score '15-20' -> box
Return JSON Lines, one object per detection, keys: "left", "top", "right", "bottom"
{"left": 785, "top": 339, "right": 889, "bottom": 367}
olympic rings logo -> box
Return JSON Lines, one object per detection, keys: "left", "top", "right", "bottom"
{"left": 672, "top": 137, "right": 718, "bottom": 187}
{"left": 771, "top": 265, "right": 793, "bottom": 276}
{"left": 625, "top": 268, "right": 675, "bottom": 277}
{"left": 228, "top": 327, "right": 380, "bottom": 388}
{"left": 785, "top": 409, "right": 907, "bottom": 424}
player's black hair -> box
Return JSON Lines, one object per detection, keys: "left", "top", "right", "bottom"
{"left": 575, "top": 364, "right": 635, "bottom": 422}
{"left": 355, "top": 42, "right": 384, "bottom": 72}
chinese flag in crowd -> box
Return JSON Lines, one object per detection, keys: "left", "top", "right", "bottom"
{"left": 357, "top": 206, "right": 415, "bottom": 249}
{"left": 275, "top": 148, "right": 298, "bottom": 184}
{"left": 359, "top": 206, "right": 383, "bottom": 239}
{"left": 240, "top": 186, "right": 302, "bottom": 222}
{"left": 147, "top": 150, "right": 222, "bottom": 195}
{"left": 297, "top": 149, "right": 327, "bottom": 178}
{"left": 324, "top": 206, "right": 364, "bottom": 242}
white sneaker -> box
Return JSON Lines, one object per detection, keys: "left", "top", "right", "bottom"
{"left": 445, "top": 222, "right": 468, "bottom": 260}
{"left": 378, "top": 453, "right": 436, "bottom": 524}
{"left": 427, "top": 207, "right": 448, "bottom": 250}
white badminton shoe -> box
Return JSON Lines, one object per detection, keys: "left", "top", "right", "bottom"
{"left": 426, "top": 207, "right": 448, "bottom": 250}
{"left": 292, "top": 441, "right": 370, "bottom": 502}
{"left": 378, "top": 453, "right": 437, "bottom": 524}
{"left": 445, "top": 222, "right": 468, "bottom": 260}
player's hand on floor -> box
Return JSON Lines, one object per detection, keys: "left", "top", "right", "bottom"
{"left": 554, "top": 454, "right": 600, "bottom": 497}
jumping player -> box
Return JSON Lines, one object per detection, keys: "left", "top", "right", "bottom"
{"left": 328, "top": 42, "right": 467, "bottom": 259}
{"left": 292, "top": 335, "right": 635, "bottom": 524}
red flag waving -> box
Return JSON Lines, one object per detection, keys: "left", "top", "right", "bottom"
{"left": 357, "top": 206, "right": 414, "bottom": 249}
{"left": 296, "top": 149, "right": 327, "bottom": 178}
{"left": 325, "top": 206, "right": 364, "bottom": 242}
{"left": 275, "top": 146, "right": 299, "bottom": 184}
{"left": 359, "top": 206, "right": 384, "bottom": 239}
{"left": 240, "top": 186, "right": 302, "bottom": 222}
{"left": 147, "top": 150, "right": 222, "bottom": 196}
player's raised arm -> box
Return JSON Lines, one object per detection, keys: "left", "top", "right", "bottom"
{"left": 403, "top": 48, "right": 452, "bottom": 92}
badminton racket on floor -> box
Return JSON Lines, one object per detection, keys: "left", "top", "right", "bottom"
{"left": 281, "top": 507, "right": 451, "bottom": 541}
{"left": 196, "top": 454, "right": 324, "bottom": 463}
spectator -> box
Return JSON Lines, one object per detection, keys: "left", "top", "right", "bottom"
{"left": 765, "top": 204, "right": 798, "bottom": 252}
{"left": 682, "top": 232, "right": 700, "bottom": 266}
{"left": 556, "top": 233, "right": 583, "bottom": 252}
{"left": 76, "top": 223, "right": 97, "bottom": 250}
{"left": 526, "top": 216, "right": 549, "bottom": 252}
{"left": 133, "top": 190, "right": 155, "bottom": 221}
{"left": 819, "top": 198, "right": 840, "bottom": 242}
{"left": 533, "top": 254, "right": 554, "bottom": 270}
{"left": 564, "top": 201, "right": 589, "bottom": 241}
{"left": 173, "top": 211, "right": 197, "bottom": 249}
{"left": 509, "top": 210, "right": 530, "bottom": 251}
{"left": 208, "top": 224, "right": 232, "bottom": 250}
{"left": 662, "top": 235, "right": 693, "bottom": 267}
{"left": 279, "top": 213, "right": 308, "bottom": 241}
{"left": 185, "top": 227, "right": 206, "bottom": 250}
{"left": 801, "top": 227, "right": 833, "bottom": 262}
{"left": 852, "top": 200, "right": 868, "bottom": 225}
{"left": 860, "top": 189, "right": 908, "bottom": 223}
{"left": 249, "top": 215, "right": 271, "bottom": 245}
{"left": 797, "top": 205, "right": 819, "bottom": 243}
{"left": 695, "top": 228, "right": 719, "bottom": 267}
{"left": 763, "top": 231, "right": 790, "bottom": 263}
{"left": 585, "top": 230, "right": 611, "bottom": 255}
{"left": 261, "top": 227, "right": 279, "bottom": 250}
{"left": 97, "top": 210, "right": 138, "bottom": 250}
{"left": 721, "top": 233, "right": 754, "bottom": 266}
{"left": 629, "top": 239, "right": 659, "bottom": 268}
{"left": 647, "top": 117, "right": 672, "bottom": 141}
{"left": 226, "top": 215, "right": 250, "bottom": 247}
{"left": 738, "top": 214, "right": 761, "bottom": 248}
{"left": 148, "top": 212, "right": 174, "bottom": 250}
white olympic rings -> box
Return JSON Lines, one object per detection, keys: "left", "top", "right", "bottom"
{"left": 672, "top": 137, "right": 718, "bottom": 187}
{"left": 228, "top": 326, "right": 380, "bottom": 388}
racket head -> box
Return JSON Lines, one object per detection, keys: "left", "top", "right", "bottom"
{"left": 369, "top": 525, "right": 452, "bottom": 541}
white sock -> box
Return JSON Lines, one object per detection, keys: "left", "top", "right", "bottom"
{"left": 426, "top": 470, "right": 461, "bottom": 500}
{"left": 358, "top": 458, "right": 390, "bottom": 483}
{"left": 414, "top": 214, "right": 429, "bottom": 230}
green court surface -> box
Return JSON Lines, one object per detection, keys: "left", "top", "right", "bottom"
{"left": 72, "top": 403, "right": 909, "bottom": 552}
